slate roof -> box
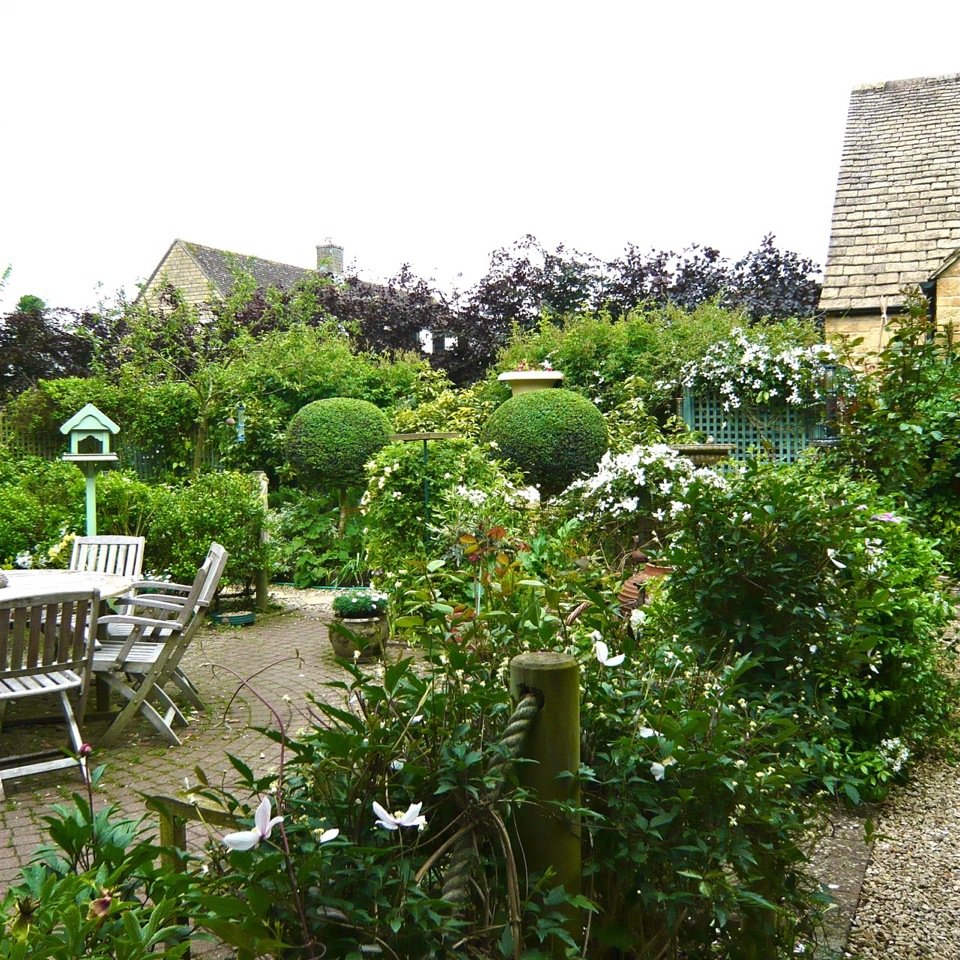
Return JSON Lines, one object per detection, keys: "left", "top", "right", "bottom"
{"left": 181, "top": 240, "right": 313, "bottom": 295}
{"left": 820, "top": 74, "right": 960, "bottom": 314}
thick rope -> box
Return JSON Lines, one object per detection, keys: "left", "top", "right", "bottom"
{"left": 440, "top": 692, "right": 541, "bottom": 905}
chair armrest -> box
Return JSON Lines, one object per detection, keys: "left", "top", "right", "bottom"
{"left": 129, "top": 580, "right": 193, "bottom": 594}
{"left": 99, "top": 614, "right": 185, "bottom": 631}
{"left": 115, "top": 596, "right": 187, "bottom": 615}
{"left": 96, "top": 614, "right": 185, "bottom": 667}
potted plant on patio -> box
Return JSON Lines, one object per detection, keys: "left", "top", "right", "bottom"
{"left": 329, "top": 588, "right": 389, "bottom": 659}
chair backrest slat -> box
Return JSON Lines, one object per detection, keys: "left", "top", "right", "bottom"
{"left": 197, "top": 543, "right": 229, "bottom": 609}
{"left": 70, "top": 536, "right": 145, "bottom": 578}
{"left": 0, "top": 591, "right": 98, "bottom": 679}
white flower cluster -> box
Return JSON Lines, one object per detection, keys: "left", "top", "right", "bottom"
{"left": 564, "top": 443, "right": 726, "bottom": 524}
{"left": 879, "top": 737, "right": 910, "bottom": 774}
{"left": 675, "top": 328, "right": 837, "bottom": 412}
{"left": 455, "top": 485, "right": 488, "bottom": 507}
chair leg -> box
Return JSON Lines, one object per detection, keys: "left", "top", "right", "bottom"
{"left": 97, "top": 675, "right": 182, "bottom": 748}
{"left": 170, "top": 668, "right": 206, "bottom": 711}
{"left": 146, "top": 684, "right": 188, "bottom": 728}
{"left": 96, "top": 676, "right": 112, "bottom": 713}
{"left": 59, "top": 691, "right": 84, "bottom": 753}
{"left": 59, "top": 691, "right": 88, "bottom": 787}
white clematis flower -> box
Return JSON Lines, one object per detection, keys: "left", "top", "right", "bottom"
{"left": 594, "top": 639, "right": 625, "bottom": 668}
{"left": 373, "top": 800, "right": 427, "bottom": 831}
{"left": 222, "top": 796, "right": 284, "bottom": 851}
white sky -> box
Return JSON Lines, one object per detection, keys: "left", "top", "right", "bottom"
{"left": 1, "top": 0, "right": 958, "bottom": 313}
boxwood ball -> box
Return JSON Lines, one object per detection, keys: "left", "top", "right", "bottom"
{"left": 481, "top": 389, "right": 608, "bottom": 497}
{"left": 286, "top": 398, "right": 391, "bottom": 487}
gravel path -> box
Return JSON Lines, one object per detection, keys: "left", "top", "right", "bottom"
{"left": 829, "top": 607, "right": 960, "bottom": 960}
{"left": 843, "top": 753, "right": 960, "bottom": 960}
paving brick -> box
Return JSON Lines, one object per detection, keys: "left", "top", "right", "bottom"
{"left": 0, "top": 598, "right": 365, "bottom": 894}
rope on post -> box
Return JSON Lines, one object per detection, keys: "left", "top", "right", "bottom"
{"left": 439, "top": 692, "right": 541, "bottom": 905}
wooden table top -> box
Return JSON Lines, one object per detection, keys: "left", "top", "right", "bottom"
{"left": 0, "top": 569, "right": 136, "bottom": 603}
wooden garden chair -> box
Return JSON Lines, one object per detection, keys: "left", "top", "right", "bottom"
{"left": 92, "top": 543, "right": 228, "bottom": 747}
{"left": 0, "top": 590, "right": 100, "bottom": 799}
{"left": 70, "top": 535, "right": 146, "bottom": 578}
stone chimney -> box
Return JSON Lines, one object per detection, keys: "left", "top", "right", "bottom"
{"left": 316, "top": 239, "right": 344, "bottom": 276}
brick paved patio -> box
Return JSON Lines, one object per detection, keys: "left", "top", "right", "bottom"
{"left": 0, "top": 592, "right": 356, "bottom": 891}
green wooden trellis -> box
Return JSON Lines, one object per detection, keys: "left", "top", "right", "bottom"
{"left": 681, "top": 390, "right": 823, "bottom": 463}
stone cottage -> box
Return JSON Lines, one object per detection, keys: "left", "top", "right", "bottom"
{"left": 820, "top": 74, "right": 960, "bottom": 353}
{"left": 137, "top": 239, "right": 344, "bottom": 309}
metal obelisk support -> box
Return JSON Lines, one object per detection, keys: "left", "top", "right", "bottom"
{"left": 389, "top": 432, "right": 458, "bottom": 549}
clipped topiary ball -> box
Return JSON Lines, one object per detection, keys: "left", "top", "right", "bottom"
{"left": 481, "top": 389, "right": 608, "bottom": 497}
{"left": 286, "top": 398, "right": 391, "bottom": 488}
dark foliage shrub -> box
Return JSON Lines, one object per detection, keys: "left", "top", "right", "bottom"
{"left": 285, "top": 398, "right": 391, "bottom": 489}
{"left": 480, "top": 388, "right": 607, "bottom": 497}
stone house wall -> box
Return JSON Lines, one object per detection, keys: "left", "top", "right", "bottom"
{"left": 140, "top": 241, "right": 218, "bottom": 309}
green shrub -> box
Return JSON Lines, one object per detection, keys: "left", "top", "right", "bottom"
{"left": 4, "top": 377, "right": 198, "bottom": 479}
{"left": 481, "top": 388, "right": 608, "bottom": 497}
{"left": 557, "top": 442, "right": 707, "bottom": 564}
{"left": 285, "top": 398, "right": 391, "bottom": 488}
{"left": 362, "top": 438, "right": 527, "bottom": 583}
{"left": 660, "top": 457, "right": 956, "bottom": 799}
{"left": 829, "top": 292, "right": 960, "bottom": 570}
{"left": 390, "top": 381, "right": 498, "bottom": 439}
{"left": 95, "top": 470, "right": 158, "bottom": 537}
{"left": 214, "top": 325, "right": 440, "bottom": 478}
{"left": 270, "top": 489, "right": 366, "bottom": 587}
{"left": 0, "top": 458, "right": 84, "bottom": 566}
{"left": 146, "top": 471, "right": 268, "bottom": 585}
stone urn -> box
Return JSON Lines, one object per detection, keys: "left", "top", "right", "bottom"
{"left": 669, "top": 443, "right": 735, "bottom": 467}
{"left": 330, "top": 588, "right": 389, "bottom": 660}
{"left": 497, "top": 370, "right": 565, "bottom": 396}
{"left": 329, "top": 616, "right": 388, "bottom": 660}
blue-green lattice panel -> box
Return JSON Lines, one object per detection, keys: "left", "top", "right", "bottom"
{"left": 681, "top": 390, "right": 821, "bottom": 463}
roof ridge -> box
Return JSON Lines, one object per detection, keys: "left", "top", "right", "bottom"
{"left": 180, "top": 239, "right": 309, "bottom": 271}
{"left": 853, "top": 74, "right": 960, "bottom": 93}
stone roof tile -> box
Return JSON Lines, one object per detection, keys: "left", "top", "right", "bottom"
{"left": 183, "top": 241, "right": 313, "bottom": 296}
{"left": 821, "top": 74, "right": 960, "bottom": 312}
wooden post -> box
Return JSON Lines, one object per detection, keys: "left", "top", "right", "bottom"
{"left": 509, "top": 652, "right": 581, "bottom": 949}
{"left": 146, "top": 795, "right": 243, "bottom": 959}
{"left": 83, "top": 465, "right": 98, "bottom": 536}
{"left": 253, "top": 471, "right": 269, "bottom": 613}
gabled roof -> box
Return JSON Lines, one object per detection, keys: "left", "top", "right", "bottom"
{"left": 181, "top": 240, "right": 313, "bottom": 295}
{"left": 820, "top": 74, "right": 960, "bottom": 314}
